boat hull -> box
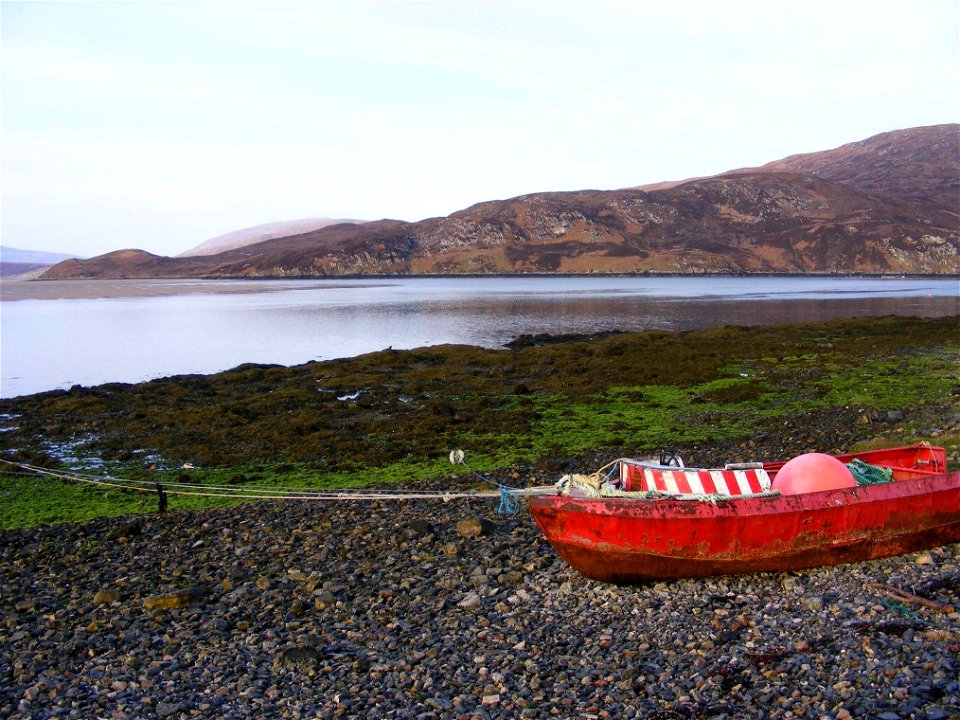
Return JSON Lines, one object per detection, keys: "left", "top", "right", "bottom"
{"left": 529, "top": 469, "right": 960, "bottom": 584}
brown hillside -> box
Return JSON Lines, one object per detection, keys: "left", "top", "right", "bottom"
{"left": 42, "top": 125, "right": 960, "bottom": 279}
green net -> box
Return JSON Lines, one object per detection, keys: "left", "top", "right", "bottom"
{"left": 846, "top": 458, "right": 894, "bottom": 486}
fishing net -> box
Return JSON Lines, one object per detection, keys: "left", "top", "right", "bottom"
{"left": 846, "top": 458, "right": 894, "bottom": 486}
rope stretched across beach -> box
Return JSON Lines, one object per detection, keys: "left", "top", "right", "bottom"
{"left": 0, "top": 458, "right": 552, "bottom": 509}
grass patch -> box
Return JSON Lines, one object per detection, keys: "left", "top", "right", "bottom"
{"left": 0, "top": 473, "right": 245, "bottom": 529}
{"left": 814, "top": 353, "right": 957, "bottom": 409}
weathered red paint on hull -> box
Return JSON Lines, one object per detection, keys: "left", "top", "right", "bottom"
{"left": 528, "top": 447, "right": 960, "bottom": 584}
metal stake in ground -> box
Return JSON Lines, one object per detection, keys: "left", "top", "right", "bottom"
{"left": 155, "top": 482, "right": 168, "bottom": 513}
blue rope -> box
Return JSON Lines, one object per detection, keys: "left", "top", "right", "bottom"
{"left": 880, "top": 598, "right": 921, "bottom": 620}
{"left": 449, "top": 450, "right": 522, "bottom": 515}
{"left": 497, "top": 486, "right": 520, "bottom": 515}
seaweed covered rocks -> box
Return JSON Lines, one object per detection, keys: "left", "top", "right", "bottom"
{"left": 1, "top": 316, "right": 958, "bottom": 529}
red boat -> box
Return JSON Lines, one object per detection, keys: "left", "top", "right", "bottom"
{"left": 527, "top": 445, "right": 960, "bottom": 584}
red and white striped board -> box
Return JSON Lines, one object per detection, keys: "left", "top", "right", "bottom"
{"left": 620, "top": 462, "right": 771, "bottom": 496}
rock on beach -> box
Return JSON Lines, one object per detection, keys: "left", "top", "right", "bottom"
{"left": 1, "top": 497, "right": 959, "bottom": 719}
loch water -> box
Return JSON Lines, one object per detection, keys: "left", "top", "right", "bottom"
{"left": 1, "top": 276, "right": 957, "bottom": 398}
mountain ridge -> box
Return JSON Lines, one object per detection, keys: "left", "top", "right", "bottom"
{"left": 177, "top": 217, "right": 366, "bottom": 257}
{"left": 42, "top": 124, "right": 960, "bottom": 279}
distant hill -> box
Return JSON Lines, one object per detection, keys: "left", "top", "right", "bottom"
{"left": 1, "top": 246, "right": 77, "bottom": 264}
{"left": 1, "top": 246, "right": 78, "bottom": 278}
{"left": 42, "top": 124, "right": 960, "bottom": 279}
{"left": 637, "top": 124, "right": 960, "bottom": 205}
{"left": 178, "top": 218, "right": 366, "bottom": 257}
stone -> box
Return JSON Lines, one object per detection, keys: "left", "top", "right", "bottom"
{"left": 314, "top": 591, "right": 336, "bottom": 610}
{"left": 803, "top": 596, "right": 824, "bottom": 612}
{"left": 93, "top": 589, "right": 120, "bottom": 605}
{"left": 156, "top": 701, "right": 182, "bottom": 718}
{"left": 409, "top": 519, "right": 433, "bottom": 535}
{"left": 143, "top": 586, "right": 208, "bottom": 611}
{"left": 456, "top": 517, "right": 494, "bottom": 538}
{"left": 274, "top": 645, "right": 321, "bottom": 671}
{"left": 106, "top": 520, "right": 143, "bottom": 541}
{"left": 458, "top": 592, "right": 482, "bottom": 610}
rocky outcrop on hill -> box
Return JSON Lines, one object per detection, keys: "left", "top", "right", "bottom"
{"left": 738, "top": 124, "right": 960, "bottom": 208}
{"left": 41, "top": 125, "right": 960, "bottom": 279}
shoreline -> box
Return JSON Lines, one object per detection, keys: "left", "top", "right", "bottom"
{"left": 3, "top": 273, "right": 958, "bottom": 302}
{"left": 0, "top": 277, "right": 335, "bottom": 302}
{"left": 2, "top": 315, "right": 957, "bottom": 527}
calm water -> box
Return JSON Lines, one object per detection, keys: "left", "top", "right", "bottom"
{"left": 1, "top": 276, "right": 957, "bottom": 398}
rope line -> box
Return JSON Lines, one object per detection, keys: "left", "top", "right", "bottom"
{"left": 0, "top": 459, "right": 502, "bottom": 502}
{"left": 0, "top": 458, "right": 553, "bottom": 505}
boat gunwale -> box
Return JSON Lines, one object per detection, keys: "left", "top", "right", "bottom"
{"left": 530, "top": 468, "right": 960, "bottom": 518}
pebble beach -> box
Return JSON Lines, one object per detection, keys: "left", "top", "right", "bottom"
{"left": 2, "top": 490, "right": 958, "bottom": 720}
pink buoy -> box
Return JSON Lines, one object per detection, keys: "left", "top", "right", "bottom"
{"left": 771, "top": 452, "right": 857, "bottom": 495}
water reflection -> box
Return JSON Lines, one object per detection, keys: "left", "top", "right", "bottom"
{"left": 1, "top": 277, "right": 957, "bottom": 397}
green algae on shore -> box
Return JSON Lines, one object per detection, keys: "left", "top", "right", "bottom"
{"left": 1, "top": 315, "right": 957, "bottom": 528}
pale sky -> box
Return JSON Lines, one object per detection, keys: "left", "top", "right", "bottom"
{"left": 2, "top": 1, "right": 958, "bottom": 258}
